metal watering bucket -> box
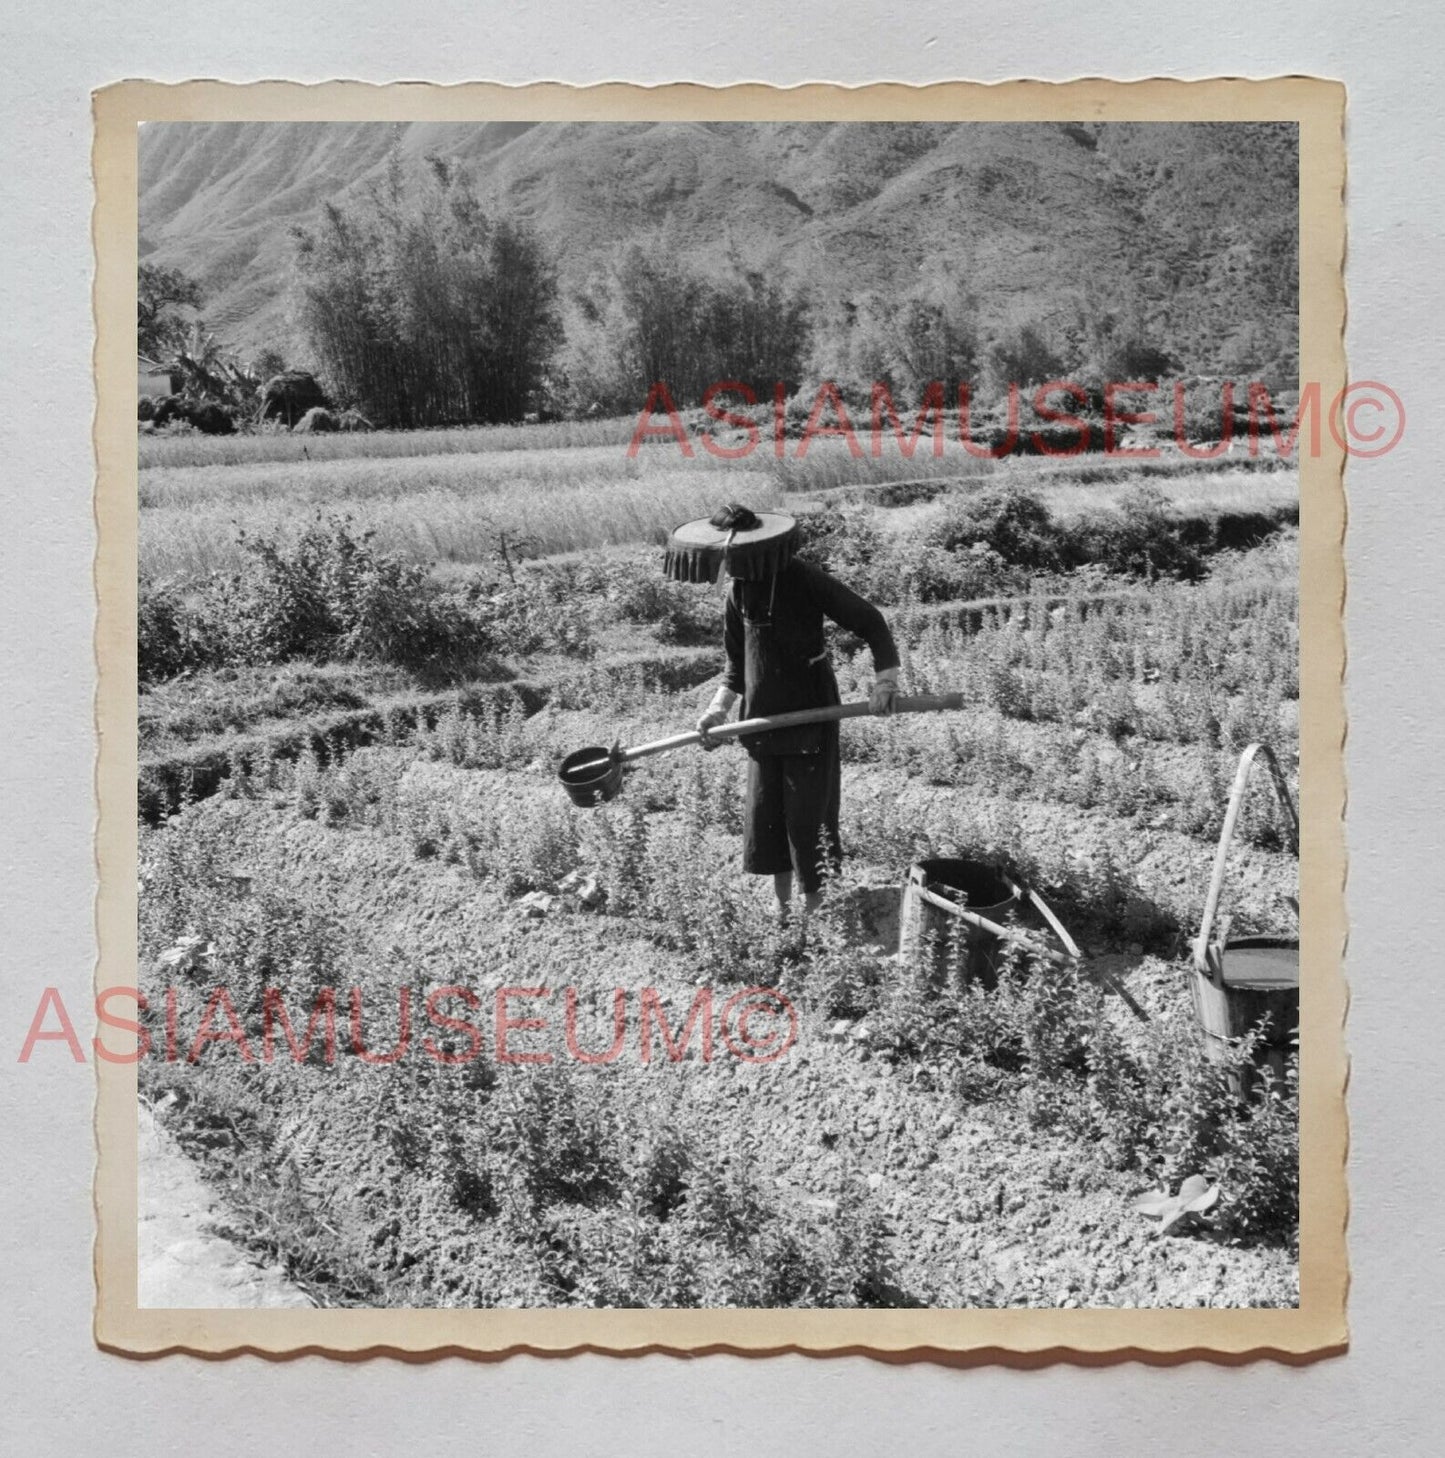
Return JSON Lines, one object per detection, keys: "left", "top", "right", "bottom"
{"left": 558, "top": 745, "right": 625, "bottom": 807}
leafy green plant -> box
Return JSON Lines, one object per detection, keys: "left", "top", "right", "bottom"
{"left": 609, "top": 574, "right": 715, "bottom": 644}
{"left": 138, "top": 578, "right": 208, "bottom": 684}
{"left": 490, "top": 1064, "right": 627, "bottom": 1211}
{"left": 139, "top": 515, "right": 499, "bottom": 682}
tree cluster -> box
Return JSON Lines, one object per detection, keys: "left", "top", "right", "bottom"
{"left": 138, "top": 263, "right": 203, "bottom": 361}
{"left": 559, "top": 236, "right": 810, "bottom": 413}
{"left": 290, "top": 156, "right": 561, "bottom": 428}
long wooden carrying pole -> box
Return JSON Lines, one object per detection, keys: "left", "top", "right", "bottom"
{"left": 618, "top": 693, "right": 965, "bottom": 764}
{"left": 571, "top": 694, "right": 965, "bottom": 776}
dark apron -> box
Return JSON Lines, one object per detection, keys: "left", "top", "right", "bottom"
{"left": 734, "top": 577, "right": 841, "bottom": 758}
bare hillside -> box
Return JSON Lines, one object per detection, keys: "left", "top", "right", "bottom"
{"left": 139, "top": 120, "right": 1297, "bottom": 374}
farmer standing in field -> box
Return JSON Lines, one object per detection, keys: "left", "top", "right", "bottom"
{"left": 664, "top": 504, "right": 901, "bottom": 923}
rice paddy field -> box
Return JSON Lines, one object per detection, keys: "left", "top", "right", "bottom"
{"left": 136, "top": 419, "right": 1302, "bottom": 1310}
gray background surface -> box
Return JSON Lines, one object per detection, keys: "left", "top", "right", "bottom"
{"left": 2, "top": 4, "right": 1441, "bottom": 1453}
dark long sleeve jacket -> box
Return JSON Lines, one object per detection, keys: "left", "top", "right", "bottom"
{"left": 722, "top": 559, "right": 899, "bottom": 757}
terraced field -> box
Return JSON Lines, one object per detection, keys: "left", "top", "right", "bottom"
{"left": 136, "top": 434, "right": 1300, "bottom": 1308}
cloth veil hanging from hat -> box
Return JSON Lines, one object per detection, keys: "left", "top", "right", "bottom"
{"left": 663, "top": 503, "right": 799, "bottom": 584}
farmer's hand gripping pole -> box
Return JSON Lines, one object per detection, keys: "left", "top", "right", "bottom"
{"left": 559, "top": 694, "right": 965, "bottom": 805}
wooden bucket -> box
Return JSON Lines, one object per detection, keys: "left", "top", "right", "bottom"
{"left": 1190, "top": 937, "right": 1299, "bottom": 1092}
{"left": 899, "top": 858, "right": 1023, "bottom": 992}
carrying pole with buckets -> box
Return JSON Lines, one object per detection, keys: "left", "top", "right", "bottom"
{"left": 1190, "top": 742, "right": 1300, "bottom": 1092}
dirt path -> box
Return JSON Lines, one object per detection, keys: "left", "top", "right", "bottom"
{"left": 137, "top": 1104, "right": 312, "bottom": 1309}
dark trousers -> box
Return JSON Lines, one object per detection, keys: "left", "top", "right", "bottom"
{"left": 741, "top": 724, "right": 842, "bottom": 894}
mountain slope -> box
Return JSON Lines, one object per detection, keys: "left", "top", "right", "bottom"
{"left": 138, "top": 120, "right": 1297, "bottom": 375}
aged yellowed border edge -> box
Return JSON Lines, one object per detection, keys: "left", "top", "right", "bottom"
{"left": 94, "top": 77, "right": 1347, "bottom": 1361}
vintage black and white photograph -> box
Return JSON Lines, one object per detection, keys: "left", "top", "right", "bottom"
{"left": 119, "top": 99, "right": 1322, "bottom": 1321}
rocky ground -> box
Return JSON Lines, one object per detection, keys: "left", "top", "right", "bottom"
{"left": 137, "top": 1104, "right": 311, "bottom": 1309}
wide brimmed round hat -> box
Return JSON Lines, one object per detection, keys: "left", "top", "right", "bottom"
{"left": 663, "top": 503, "right": 799, "bottom": 584}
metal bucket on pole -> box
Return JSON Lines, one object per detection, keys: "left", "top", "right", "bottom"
{"left": 557, "top": 695, "right": 965, "bottom": 809}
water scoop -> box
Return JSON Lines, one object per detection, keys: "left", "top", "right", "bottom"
{"left": 558, "top": 694, "right": 964, "bottom": 807}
